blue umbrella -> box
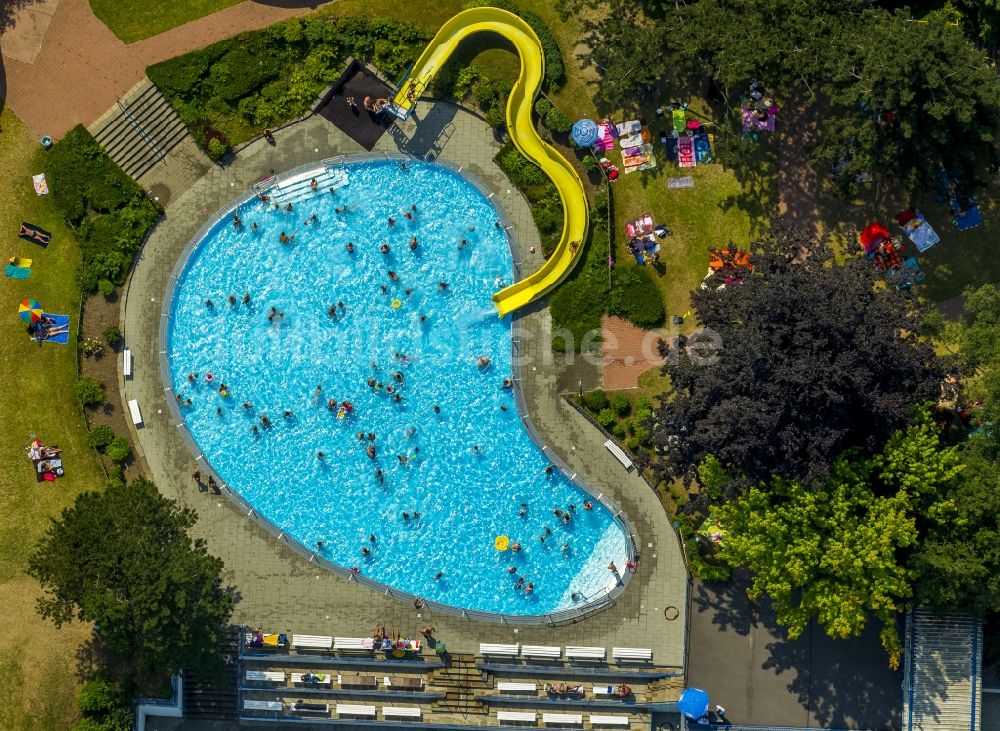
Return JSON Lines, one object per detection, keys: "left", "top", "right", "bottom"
{"left": 570, "top": 118, "right": 598, "bottom": 147}
{"left": 678, "top": 687, "right": 710, "bottom": 720}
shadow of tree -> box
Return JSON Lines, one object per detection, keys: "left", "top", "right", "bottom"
{"left": 0, "top": 0, "right": 43, "bottom": 35}
{"left": 690, "top": 570, "right": 755, "bottom": 636}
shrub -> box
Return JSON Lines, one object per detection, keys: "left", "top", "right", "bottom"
{"left": 454, "top": 65, "right": 481, "bottom": 99}
{"left": 582, "top": 155, "right": 601, "bottom": 173}
{"left": 75, "top": 377, "right": 106, "bottom": 408}
{"left": 597, "top": 408, "right": 616, "bottom": 428}
{"left": 80, "top": 338, "right": 104, "bottom": 358}
{"left": 88, "top": 425, "right": 116, "bottom": 451}
{"left": 545, "top": 107, "right": 572, "bottom": 134}
{"left": 611, "top": 393, "right": 631, "bottom": 416}
{"left": 534, "top": 97, "right": 552, "bottom": 117}
{"left": 610, "top": 267, "right": 665, "bottom": 328}
{"left": 625, "top": 436, "right": 641, "bottom": 451}
{"left": 484, "top": 106, "right": 506, "bottom": 130}
{"left": 583, "top": 389, "right": 609, "bottom": 412}
{"left": 98, "top": 279, "right": 116, "bottom": 298}
{"left": 77, "top": 678, "right": 123, "bottom": 715}
{"left": 103, "top": 325, "right": 123, "bottom": 347}
{"left": 207, "top": 138, "right": 229, "bottom": 160}
{"left": 612, "top": 423, "right": 627, "bottom": 438}
{"left": 105, "top": 436, "right": 131, "bottom": 464}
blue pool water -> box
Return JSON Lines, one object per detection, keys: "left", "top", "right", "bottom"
{"left": 166, "top": 160, "right": 629, "bottom": 615}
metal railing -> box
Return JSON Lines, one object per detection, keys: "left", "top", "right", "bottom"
{"left": 117, "top": 99, "right": 165, "bottom": 163}
{"left": 157, "top": 153, "right": 636, "bottom": 625}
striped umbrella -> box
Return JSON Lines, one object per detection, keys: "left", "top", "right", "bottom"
{"left": 570, "top": 118, "right": 598, "bottom": 147}
{"left": 18, "top": 299, "right": 43, "bottom": 323}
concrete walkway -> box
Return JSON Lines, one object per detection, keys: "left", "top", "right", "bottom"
{"left": 1, "top": 0, "right": 329, "bottom": 138}
{"left": 121, "top": 104, "right": 688, "bottom": 668}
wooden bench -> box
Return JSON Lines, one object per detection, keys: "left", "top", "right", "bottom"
{"left": 292, "top": 634, "right": 333, "bottom": 650}
{"left": 498, "top": 681, "right": 537, "bottom": 694}
{"left": 335, "top": 636, "right": 372, "bottom": 652}
{"left": 384, "top": 675, "right": 424, "bottom": 690}
{"left": 122, "top": 348, "right": 132, "bottom": 378}
{"left": 522, "top": 645, "right": 561, "bottom": 660}
{"left": 565, "top": 645, "right": 605, "bottom": 661}
{"left": 382, "top": 706, "right": 422, "bottom": 719}
{"left": 604, "top": 439, "right": 634, "bottom": 471}
{"left": 480, "top": 642, "right": 519, "bottom": 657}
{"left": 337, "top": 704, "right": 376, "bottom": 718}
{"left": 612, "top": 647, "right": 652, "bottom": 662}
{"left": 291, "top": 672, "right": 332, "bottom": 686}
{"left": 543, "top": 712, "right": 583, "bottom": 725}
{"left": 339, "top": 674, "right": 377, "bottom": 688}
{"left": 291, "top": 702, "right": 329, "bottom": 715}
{"left": 128, "top": 399, "right": 142, "bottom": 427}
{"left": 245, "top": 670, "right": 285, "bottom": 683}
{"left": 591, "top": 715, "right": 630, "bottom": 727}
{"left": 243, "top": 699, "right": 283, "bottom": 712}
{"left": 498, "top": 710, "right": 537, "bottom": 725}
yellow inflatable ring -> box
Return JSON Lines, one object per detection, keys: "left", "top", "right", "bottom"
{"left": 219, "top": 389, "right": 229, "bottom": 398}
{"left": 391, "top": 299, "right": 403, "bottom": 309}
{"left": 495, "top": 535, "right": 510, "bottom": 551}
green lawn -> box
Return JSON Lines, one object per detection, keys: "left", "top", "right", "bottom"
{"left": 0, "top": 107, "right": 105, "bottom": 730}
{"left": 90, "top": 0, "right": 243, "bottom": 43}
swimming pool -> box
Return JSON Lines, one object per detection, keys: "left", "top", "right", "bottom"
{"left": 164, "top": 158, "right": 630, "bottom": 616}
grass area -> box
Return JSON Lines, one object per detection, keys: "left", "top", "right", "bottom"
{"left": 90, "top": 0, "right": 242, "bottom": 43}
{"left": 0, "top": 107, "right": 106, "bottom": 730}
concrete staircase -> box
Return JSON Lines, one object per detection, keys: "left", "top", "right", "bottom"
{"left": 90, "top": 78, "right": 189, "bottom": 181}
{"left": 181, "top": 627, "right": 239, "bottom": 721}
{"left": 430, "top": 654, "right": 490, "bottom": 716}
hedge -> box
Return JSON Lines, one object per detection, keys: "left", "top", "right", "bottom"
{"left": 609, "top": 266, "right": 665, "bottom": 327}
{"left": 43, "top": 126, "right": 161, "bottom": 292}
{"left": 147, "top": 16, "right": 430, "bottom": 153}
{"left": 495, "top": 142, "right": 563, "bottom": 256}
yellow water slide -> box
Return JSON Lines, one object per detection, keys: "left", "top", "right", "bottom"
{"left": 392, "top": 7, "right": 588, "bottom": 318}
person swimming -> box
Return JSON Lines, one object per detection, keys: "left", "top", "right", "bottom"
{"left": 409, "top": 236, "right": 418, "bottom": 250}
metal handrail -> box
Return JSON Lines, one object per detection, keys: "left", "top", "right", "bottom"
{"left": 117, "top": 100, "right": 165, "bottom": 162}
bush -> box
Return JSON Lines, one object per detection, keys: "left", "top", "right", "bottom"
{"left": 534, "top": 97, "right": 552, "bottom": 117}
{"left": 610, "top": 267, "right": 665, "bottom": 327}
{"left": 583, "top": 389, "right": 609, "bottom": 412}
{"left": 88, "top": 425, "right": 116, "bottom": 451}
{"left": 207, "top": 138, "right": 229, "bottom": 160}
{"left": 75, "top": 377, "right": 106, "bottom": 408}
{"left": 105, "top": 436, "right": 131, "bottom": 464}
{"left": 98, "top": 279, "right": 116, "bottom": 298}
{"left": 545, "top": 107, "right": 573, "bottom": 134}
{"left": 484, "top": 106, "right": 506, "bottom": 130}
{"left": 611, "top": 393, "right": 631, "bottom": 416}
{"left": 77, "top": 678, "right": 123, "bottom": 714}
{"left": 625, "top": 436, "right": 641, "bottom": 451}
{"left": 612, "top": 423, "right": 627, "bottom": 438}
{"left": 597, "top": 408, "right": 616, "bottom": 427}
{"left": 103, "top": 325, "right": 123, "bottom": 347}
{"left": 582, "top": 155, "right": 601, "bottom": 173}
{"left": 454, "top": 65, "right": 481, "bottom": 99}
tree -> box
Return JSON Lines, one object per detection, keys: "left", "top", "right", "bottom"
{"left": 814, "top": 10, "right": 1000, "bottom": 197}
{"left": 714, "top": 409, "right": 962, "bottom": 667}
{"left": 649, "top": 220, "right": 943, "bottom": 493}
{"left": 27, "top": 477, "right": 235, "bottom": 679}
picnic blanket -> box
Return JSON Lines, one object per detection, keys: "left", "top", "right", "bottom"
{"left": 742, "top": 107, "right": 777, "bottom": 133}
{"left": 622, "top": 143, "right": 656, "bottom": 173}
{"left": 954, "top": 204, "right": 982, "bottom": 231}
{"left": 694, "top": 132, "right": 714, "bottom": 163}
{"left": 19, "top": 222, "right": 51, "bottom": 247}
{"left": 677, "top": 136, "right": 696, "bottom": 167}
{"left": 4, "top": 264, "right": 31, "bottom": 279}
{"left": 616, "top": 119, "right": 641, "bottom": 137}
{"left": 668, "top": 176, "right": 695, "bottom": 189}
{"left": 32, "top": 173, "right": 48, "bottom": 196}
{"left": 31, "top": 313, "right": 70, "bottom": 344}
{"left": 625, "top": 213, "right": 655, "bottom": 238}
{"left": 885, "top": 257, "right": 926, "bottom": 290}
{"left": 895, "top": 209, "right": 940, "bottom": 253}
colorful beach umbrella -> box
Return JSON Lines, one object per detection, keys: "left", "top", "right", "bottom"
{"left": 18, "top": 298, "right": 43, "bottom": 323}
{"left": 678, "top": 687, "right": 711, "bottom": 720}
{"left": 570, "top": 118, "right": 598, "bottom": 147}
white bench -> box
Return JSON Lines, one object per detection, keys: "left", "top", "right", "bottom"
{"left": 613, "top": 647, "right": 652, "bottom": 662}
{"left": 498, "top": 681, "right": 537, "bottom": 693}
{"left": 245, "top": 670, "right": 285, "bottom": 682}
{"left": 291, "top": 672, "right": 332, "bottom": 686}
{"left": 480, "top": 642, "right": 519, "bottom": 656}
{"left": 498, "top": 710, "right": 537, "bottom": 724}
{"left": 128, "top": 399, "right": 142, "bottom": 426}
{"left": 543, "top": 712, "right": 583, "bottom": 725}
{"left": 123, "top": 348, "right": 132, "bottom": 378}
{"left": 591, "top": 715, "right": 630, "bottom": 727}
{"left": 243, "top": 699, "right": 283, "bottom": 711}
{"left": 337, "top": 704, "right": 377, "bottom": 718}
{"left": 522, "top": 645, "right": 561, "bottom": 660}
{"left": 291, "top": 702, "right": 329, "bottom": 714}
{"left": 604, "top": 439, "right": 634, "bottom": 471}
{"left": 335, "top": 636, "right": 371, "bottom": 651}
{"left": 382, "top": 706, "right": 422, "bottom": 719}
{"left": 565, "top": 645, "right": 605, "bottom": 660}
{"left": 292, "top": 634, "right": 333, "bottom": 650}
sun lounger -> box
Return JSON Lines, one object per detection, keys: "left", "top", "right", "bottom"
{"left": 591, "top": 714, "right": 631, "bottom": 727}
{"left": 335, "top": 636, "right": 374, "bottom": 651}
{"left": 382, "top": 706, "right": 422, "bottom": 719}
{"left": 498, "top": 710, "right": 537, "bottom": 725}
{"left": 128, "top": 399, "right": 143, "bottom": 427}
{"left": 291, "top": 702, "right": 329, "bottom": 714}
{"left": 522, "top": 645, "right": 561, "bottom": 660}
{"left": 565, "top": 646, "right": 605, "bottom": 661}
{"left": 604, "top": 439, "right": 634, "bottom": 471}
{"left": 339, "top": 674, "right": 377, "bottom": 688}
{"left": 337, "top": 704, "right": 376, "bottom": 718}
{"left": 243, "top": 699, "right": 283, "bottom": 712}
{"left": 498, "top": 681, "right": 537, "bottom": 693}
{"left": 384, "top": 675, "right": 424, "bottom": 690}
{"left": 292, "top": 672, "right": 332, "bottom": 686}
{"left": 123, "top": 348, "right": 133, "bottom": 379}
{"left": 543, "top": 712, "right": 583, "bottom": 725}
{"left": 480, "top": 642, "right": 519, "bottom": 656}
{"left": 613, "top": 647, "right": 652, "bottom": 662}
{"left": 245, "top": 670, "right": 285, "bottom": 682}
{"left": 292, "top": 634, "right": 333, "bottom": 650}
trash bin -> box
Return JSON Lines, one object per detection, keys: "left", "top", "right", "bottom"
{"left": 41, "top": 136, "right": 53, "bottom": 149}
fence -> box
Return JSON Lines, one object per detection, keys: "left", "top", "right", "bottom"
{"left": 158, "top": 153, "right": 638, "bottom": 626}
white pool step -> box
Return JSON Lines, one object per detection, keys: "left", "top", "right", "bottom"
{"left": 266, "top": 168, "right": 349, "bottom": 206}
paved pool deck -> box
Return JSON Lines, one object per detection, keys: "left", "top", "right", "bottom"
{"left": 121, "top": 102, "right": 688, "bottom": 668}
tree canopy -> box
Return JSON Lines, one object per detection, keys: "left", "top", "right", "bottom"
{"left": 27, "top": 477, "right": 235, "bottom": 679}
{"left": 650, "top": 219, "right": 943, "bottom": 494}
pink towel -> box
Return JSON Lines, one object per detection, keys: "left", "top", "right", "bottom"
{"left": 677, "top": 137, "right": 696, "bottom": 168}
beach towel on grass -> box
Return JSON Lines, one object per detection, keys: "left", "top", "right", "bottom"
{"left": 32, "top": 174, "right": 48, "bottom": 196}
{"left": 33, "top": 313, "right": 70, "bottom": 345}
{"left": 677, "top": 137, "right": 696, "bottom": 168}
{"left": 4, "top": 265, "right": 31, "bottom": 279}
{"left": 19, "top": 222, "right": 51, "bottom": 247}
{"left": 668, "top": 176, "right": 695, "bottom": 189}
{"left": 616, "top": 119, "right": 641, "bottom": 137}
